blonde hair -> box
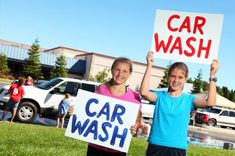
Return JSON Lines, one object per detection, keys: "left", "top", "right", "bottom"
{"left": 27, "top": 76, "right": 32, "bottom": 80}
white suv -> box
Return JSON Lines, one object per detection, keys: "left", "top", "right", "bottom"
{"left": 0, "top": 77, "right": 100, "bottom": 123}
{"left": 195, "top": 107, "right": 235, "bottom": 129}
{"left": 141, "top": 99, "right": 155, "bottom": 123}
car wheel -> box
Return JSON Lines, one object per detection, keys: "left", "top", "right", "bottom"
{"left": 207, "top": 118, "right": 216, "bottom": 126}
{"left": 17, "top": 102, "right": 38, "bottom": 123}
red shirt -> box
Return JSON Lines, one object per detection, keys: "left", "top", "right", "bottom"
{"left": 25, "top": 79, "right": 33, "bottom": 86}
{"left": 9, "top": 84, "right": 25, "bottom": 102}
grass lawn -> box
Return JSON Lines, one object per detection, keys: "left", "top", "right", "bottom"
{"left": 0, "top": 78, "right": 12, "bottom": 85}
{"left": 0, "top": 122, "right": 235, "bottom": 156}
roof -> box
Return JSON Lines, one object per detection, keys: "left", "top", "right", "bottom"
{"left": 194, "top": 92, "right": 235, "bottom": 109}
{"left": 0, "top": 42, "right": 86, "bottom": 74}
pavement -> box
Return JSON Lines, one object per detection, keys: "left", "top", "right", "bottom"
{"left": 188, "top": 125, "right": 235, "bottom": 143}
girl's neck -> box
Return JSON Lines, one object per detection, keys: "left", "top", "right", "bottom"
{"left": 168, "top": 89, "right": 182, "bottom": 97}
{"left": 109, "top": 84, "right": 127, "bottom": 96}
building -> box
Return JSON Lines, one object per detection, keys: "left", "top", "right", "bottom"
{"left": 0, "top": 39, "right": 166, "bottom": 90}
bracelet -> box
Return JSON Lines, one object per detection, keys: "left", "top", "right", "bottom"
{"left": 209, "top": 77, "right": 217, "bottom": 82}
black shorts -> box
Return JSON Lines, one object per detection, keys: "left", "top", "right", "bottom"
{"left": 86, "top": 144, "right": 127, "bottom": 156}
{"left": 146, "top": 143, "right": 186, "bottom": 156}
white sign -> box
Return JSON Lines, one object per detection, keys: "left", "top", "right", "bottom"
{"left": 151, "top": 10, "right": 224, "bottom": 64}
{"left": 65, "top": 90, "right": 139, "bottom": 153}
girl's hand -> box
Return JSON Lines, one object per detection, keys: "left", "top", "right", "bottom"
{"left": 140, "top": 123, "right": 149, "bottom": 135}
{"left": 146, "top": 51, "right": 154, "bottom": 66}
{"left": 130, "top": 123, "right": 149, "bottom": 137}
{"left": 68, "top": 105, "right": 74, "bottom": 116}
{"left": 210, "top": 59, "right": 220, "bottom": 76}
{"left": 130, "top": 124, "right": 138, "bottom": 137}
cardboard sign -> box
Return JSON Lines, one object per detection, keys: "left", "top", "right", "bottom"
{"left": 65, "top": 90, "right": 139, "bottom": 153}
{"left": 151, "top": 10, "right": 224, "bottom": 64}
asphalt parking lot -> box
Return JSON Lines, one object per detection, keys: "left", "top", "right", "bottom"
{"left": 188, "top": 124, "right": 235, "bottom": 143}
{"left": 0, "top": 110, "right": 69, "bottom": 127}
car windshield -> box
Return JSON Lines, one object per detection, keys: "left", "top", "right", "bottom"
{"left": 35, "top": 80, "right": 48, "bottom": 86}
{"left": 203, "top": 108, "right": 222, "bottom": 114}
{"left": 37, "top": 78, "right": 63, "bottom": 90}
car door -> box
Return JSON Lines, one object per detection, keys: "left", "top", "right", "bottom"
{"left": 44, "top": 81, "right": 81, "bottom": 111}
{"left": 228, "top": 111, "right": 235, "bottom": 127}
{"left": 81, "top": 83, "right": 97, "bottom": 92}
{"left": 217, "top": 110, "right": 230, "bottom": 126}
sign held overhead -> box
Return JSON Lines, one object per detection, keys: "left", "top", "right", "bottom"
{"left": 151, "top": 10, "right": 224, "bottom": 64}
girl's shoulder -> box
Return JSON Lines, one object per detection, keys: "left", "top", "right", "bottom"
{"left": 154, "top": 90, "right": 166, "bottom": 96}
{"left": 182, "top": 92, "right": 196, "bottom": 100}
{"left": 126, "top": 88, "right": 141, "bottom": 103}
{"left": 96, "top": 84, "right": 109, "bottom": 94}
{"left": 97, "top": 84, "right": 107, "bottom": 89}
{"left": 65, "top": 99, "right": 70, "bottom": 102}
{"left": 127, "top": 88, "right": 140, "bottom": 96}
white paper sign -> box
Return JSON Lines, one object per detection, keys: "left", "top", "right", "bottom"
{"left": 65, "top": 90, "right": 139, "bottom": 153}
{"left": 151, "top": 10, "right": 224, "bottom": 64}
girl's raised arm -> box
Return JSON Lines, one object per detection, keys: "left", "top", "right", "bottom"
{"left": 194, "top": 59, "right": 220, "bottom": 108}
{"left": 140, "top": 51, "right": 157, "bottom": 103}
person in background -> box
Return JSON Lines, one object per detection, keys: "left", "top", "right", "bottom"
{"left": 24, "top": 76, "right": 33, "bottom": 86}
{"left": 140, "top": 51, "right": 219, "bottom": 156}
{"left": 56, "top": 93, "right": 71, "bottom": 128}
{"left": 69, "top": 57, "right": 143, "bottom": 156}
{"left": 1, "top": 78, "right": 25, "bottom": 123}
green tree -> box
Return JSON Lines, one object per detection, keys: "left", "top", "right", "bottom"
{"left": 222, "top": 86, "right": 230, "bottom": 99}
{"left": 23, "top": 39, "right": 42, "bottom": 80}
{"left": 0, "top": 53, "right": 10, "bottom": 75}
{"left": 89, "top": 68, "right": 110, "bottom": 83}
{"left": 202, "top": 80, "right": 209, "bottom": 92}
{"left": 192, "top": 69, "right": 203, "bottom": 93}
{"left": 187, "top": 77, "right": 194, "bottom": 84}
{"left": 158, "top": 61, "right": 172, "bottom": 88}
{"left": 229, "top": 90, "right": 235, "bottom": 102}
{"left": 51, "top": 55, "right": 68, "bottom": 78}
{"left": 217, "top": 86, "right": 223, "bottom": 96}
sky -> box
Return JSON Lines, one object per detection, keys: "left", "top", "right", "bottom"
{"left": 0, "top": 0, "right": 234, "bottom": 90}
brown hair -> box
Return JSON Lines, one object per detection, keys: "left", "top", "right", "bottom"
{"left": 168, "top": 62, "right": 189, "bottom": 78}
{"left": 65, "top": 93, "right": 70, "bottom": 99}
{"left": 17, "top": 78, "right": 25, "bottom": 86}
{"left": 63, "top": 93, "right": 70, "bottom": 102}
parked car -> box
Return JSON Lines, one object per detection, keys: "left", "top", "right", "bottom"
{"left": 11, "top": 79, "right": 19, "bottom": 84}
{"left": 141, "top": 99, "right": 155, "bottom": 123}
{"left": 11, "top": 79, "right": 48, "bottom": 86}
{"left": 0, "top": 77, "right": 100, "bottom": 123}
{"left": 34, "top": 80, "right": 48, "bottom": 86}
{"left": 195, "top": 107, "right": 235, "bottom": 129}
